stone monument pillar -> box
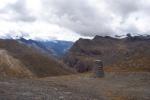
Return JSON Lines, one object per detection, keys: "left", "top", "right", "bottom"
{"left": 93, "top": 60, "right": 104, "bottom": 77}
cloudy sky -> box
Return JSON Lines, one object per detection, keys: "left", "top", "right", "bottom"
{"left": 0, "top": 0, "right": 150, "bottom": 41}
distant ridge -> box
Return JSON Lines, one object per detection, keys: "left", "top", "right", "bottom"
{"left": 18, "top": 38, "right": 73, "bottom": 58}
{"left": 64, "top": 35, "right": 150, "bottom": 72}
{"left": 0, "top": 39, "right": 72, "bottom": 78}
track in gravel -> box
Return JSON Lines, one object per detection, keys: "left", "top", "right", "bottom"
{"left": 0, "top": 72, "right": 150, "bottom": 100}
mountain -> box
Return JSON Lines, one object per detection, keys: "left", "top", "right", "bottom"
{"left": 64, "top": 35, "right": 150, "bottom": 72}
{"left": 0, "top": 39, "right": 72, "bottom": 78}
{"left": 18, "top": 38, "right": 73, "bottom": 58}
{"left": 0, "top": 49, "right": 34, "bottom": 78}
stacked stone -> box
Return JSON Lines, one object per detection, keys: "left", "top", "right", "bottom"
{"left": 93, "top": 60, "right": 104, "bottom": 77}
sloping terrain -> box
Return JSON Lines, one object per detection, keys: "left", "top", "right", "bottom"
{"left": 64, "top": 35, "right": 150, "bottom": 72}
{"left": 0, "top": 49, "right": 34, "bottom": 78}
{"left": 18, "top": 38, "right": 73, "bottom": 58}
{"left": 0, "top": 39, "right": 72, "bottom": 78}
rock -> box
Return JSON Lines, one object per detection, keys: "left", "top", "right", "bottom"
{"left": 64, "top": 35, "right": 150, "bottom": 72}
{"left": 93, "top": 60, "right": 104, "bottom": 78}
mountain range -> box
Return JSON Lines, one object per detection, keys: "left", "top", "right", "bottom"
{"left": 64, "top": 35, "right": 150, "bottom": 72}
{"left": 0, "top": 34, "right": 150, "bottom": 78}
{"left": 0, "top": 39, "right": 72, "bottom": 78}
{"left": 18, "top": 38, "right": 73, "bottom": 58}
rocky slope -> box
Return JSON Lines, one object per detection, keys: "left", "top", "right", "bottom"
{"left": 64, "top": 35, "right": 150, "bottom": 72}
{"left": 0, "top": 39, "right": 72, "bottom": 78}
{"left": 18, "top": 38, "right": 73, "bottom": 58}
{"left": 0, "top": 49, "right": 34, "bottom": 78}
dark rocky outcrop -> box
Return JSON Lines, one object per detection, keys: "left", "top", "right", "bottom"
{"left": 64, "top": 35, "right": 150, "bottom": 72}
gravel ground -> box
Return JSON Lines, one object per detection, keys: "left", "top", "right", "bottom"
{"left": 0, "top": 72, "right": 150, "bottom": 100}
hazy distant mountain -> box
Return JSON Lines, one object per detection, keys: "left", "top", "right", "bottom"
{"left": 64, "top": 35, "right": 150, "bottom": 72}
{"left": 18, "top": 38, "right": 73, "bottom": 58}
{"left": 0, "top": 39, "right": 72, "bottom": 78}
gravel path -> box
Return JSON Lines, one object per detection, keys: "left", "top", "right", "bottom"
{"left": 0, "top": 72, "right": 150, "bottom": 100}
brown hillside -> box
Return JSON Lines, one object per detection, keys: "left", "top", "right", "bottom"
{"left": 0, "top": 49, "right": 34, "bottom": 78}
{"left": 64, "top": 35, "right": 150, "bottom": 72}
{"left": 0, "top": 39, "right": 71, "bottom": 78}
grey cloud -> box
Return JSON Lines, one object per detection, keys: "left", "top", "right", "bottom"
{"left": 107, "top": 0, "right": 140, "bottom": 17}
{"left": 10, "top": 0, "right": 36, "bottom": 22}
{"left": 0, "top": 0, "right": 150, "bottom": 39}
{"left": 42, "top": 0, "right": 150, "bottom": 37}
{"left": 107, "top": 0, "right": 150, "bottom": 23}
{"left": 0, "top": 0, "right": 36, "bottom": 22}
{"left": 42, "top": 0, "right": 114, "bottom": 36}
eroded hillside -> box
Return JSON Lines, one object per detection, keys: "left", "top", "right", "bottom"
{"left": 0, "top": 39, "right": 72, "bottom": 78}
{"left": 64, "top": 35, "right": 150, "bottom": 72}
{"left": 0, "top": 49, "right": 34, "bottom": 78}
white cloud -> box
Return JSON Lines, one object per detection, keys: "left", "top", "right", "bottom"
{"left": 0, "top": 0, "right": 150, "bottom": 41}
{"left": 0, "top": 20, "right": 82, "bottom": 41}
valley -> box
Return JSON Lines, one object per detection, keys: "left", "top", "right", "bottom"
{"left": 0, "top": 0, "right": 150, "bottom": 99}
{"left": 0, "top": 39, "right": 72, "bottom": 78}
{"left": 0, "top": 35, "right": 150, "bottom": 100}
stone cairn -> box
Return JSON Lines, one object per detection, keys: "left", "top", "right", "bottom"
{"left": 93, "top": 60, "right": 104, "bottom": 78}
